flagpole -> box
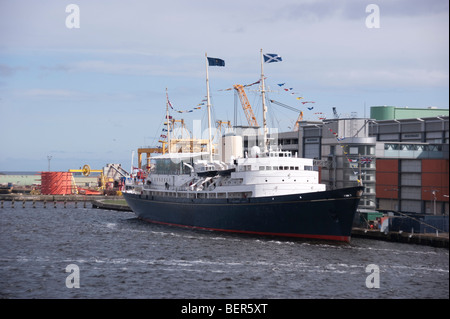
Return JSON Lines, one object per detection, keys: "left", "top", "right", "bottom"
{"left": 166, "top": 88, "right": 171, "bottom": 154}
{"left": 358, "top": 153, "right": 363, "bottom": 186}
{"left": 205, "top": 53, "right": 213, "bottom": 162}
{"left": 260, "top": 49, "right": 268, "bottom": 153}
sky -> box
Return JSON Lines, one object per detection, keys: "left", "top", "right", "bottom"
{"left": 0, "top": 0, "right": 448, "bottom": 172}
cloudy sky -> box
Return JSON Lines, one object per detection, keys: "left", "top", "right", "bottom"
{"left": 0, "top": 0, "right": 448, "bottom": 171}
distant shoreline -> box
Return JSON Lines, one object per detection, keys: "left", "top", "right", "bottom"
{"left": 0, "top": 171, "right": 41, "bottom": 175}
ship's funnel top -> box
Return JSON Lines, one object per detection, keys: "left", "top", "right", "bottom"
{"left": 250, "top": 146, "right": 261, "bottom": 158}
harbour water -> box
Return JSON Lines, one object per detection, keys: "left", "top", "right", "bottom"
{"left": 0, "top": 201, "right": 448, "bottom": 301}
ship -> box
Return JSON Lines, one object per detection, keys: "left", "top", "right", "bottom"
{"left": 122, "top": 51, "right": 364, "bottom": 243}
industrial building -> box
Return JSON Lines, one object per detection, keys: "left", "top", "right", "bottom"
{"left": 277, "top": 106, "right": 449, "bottom": 216}
{"left": 369, "top": 115, "right": 448, "bottom": 215}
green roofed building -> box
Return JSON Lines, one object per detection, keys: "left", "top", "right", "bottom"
{"left": 371, "top": 106, "right": 449, "bottom": 121}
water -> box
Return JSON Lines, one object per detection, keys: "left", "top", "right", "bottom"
{"left": 0, "top": 202, "right": 448, "bottom": 300}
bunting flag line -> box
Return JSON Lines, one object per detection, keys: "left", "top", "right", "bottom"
{"left": 315, "top": 112, "right": 326, "bottom": 120}
{"left": 327, "top": 126, "right": 359, "bottom": 182}
{"left": 166, "top": 93, "right": 208, "bottom": 114}
{"left": 274, "top": 81, "right": 315, "bottom": 107}
{"left": 219, "top": 79, "right": 263, "bottom": 92}
{"left": 360, "top": 157, "right": 373, "bottom": 164}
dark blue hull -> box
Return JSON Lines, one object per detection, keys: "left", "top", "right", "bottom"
{"left": 123, "top": 186, "right": 363, "bottom": 242}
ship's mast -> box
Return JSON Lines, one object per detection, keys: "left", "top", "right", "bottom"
{"left": 205, "top": 53, "right": 213, "bottom": 162}
{"left": 165, "top": 88, "right": 171, "bottom": 154}
{"left": 260, "top": 49, "right": 268, "bottom": 153}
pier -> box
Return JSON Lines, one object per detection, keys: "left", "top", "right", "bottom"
{"left": 351, "top": 227, "right": 449, "bottom": 249}
{"left": 0, "top": 193, "right": 124, "bottom": 210}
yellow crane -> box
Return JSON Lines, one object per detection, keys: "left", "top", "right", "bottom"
{"left": 233, "top": 84, "right": 259, "bottom": 127}
{"left": 69, "top": 164, "right": 99, "bottom": 177}
{"left": 294, "top": 111, "right": 304, "bottom": 131}
{"left": 69, "top": 164, "right": 106, "bottom": 191}
{"left": 213, "top": 120, "right": 233, "bottom": 143}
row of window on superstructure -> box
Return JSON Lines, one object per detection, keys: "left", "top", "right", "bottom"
{"left": 150, "top": 177, "right": 171, "bottom": 183}
{"left": 240, "top": 165, "right": 313, "bottom": 171}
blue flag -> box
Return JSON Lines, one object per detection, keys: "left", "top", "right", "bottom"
{"left": 207, "top": 57, "right": 225, "bottom": 67}
{"left": 264, "top": 53, "right": 282, "bottom": 63}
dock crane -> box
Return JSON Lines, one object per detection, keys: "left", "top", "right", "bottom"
{"left": 269, "top": 99, "right": 304, "bottom": 131}
{"left": 233, "top": 84, "right": 259, "bottom": 127}
{"left": 68, "top": 164, "right": 106, "bottom": 193}
{"left": 332, "top": 107, "right": 339, "bottom": 119}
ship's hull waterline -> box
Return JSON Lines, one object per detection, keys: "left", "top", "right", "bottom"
{"left": 123, "top": 186, "right": 363, "bottom": 242}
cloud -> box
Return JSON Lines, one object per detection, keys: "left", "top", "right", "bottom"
{"left": 278, "top": 0, "right": 449, "bottom": 21}
{"left": 320, "top": 67, "right": 449, "bottom": 88}
{"left": 0, "top": 0, "right": 448, "bottom": 171}
{"left": 22, "top": 88, "right": 79, "bottom": 98}
{"left": 0, "top": 64, "right": 25, "bottom": 77}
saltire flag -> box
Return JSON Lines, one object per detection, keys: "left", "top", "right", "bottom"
{"left": 207, "top": 57, "right": 225, "bottom": 67}
{"left": 263, "top": 53, "right": 282, "bottom": 63}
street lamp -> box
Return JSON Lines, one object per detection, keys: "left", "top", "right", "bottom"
{"left": 47, "top": 155, "right": 52, "bottom": 172}
{"left": 424, "top": 189, "right": 439, "bottom": 215}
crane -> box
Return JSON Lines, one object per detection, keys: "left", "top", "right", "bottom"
{"left": 294, "top": 111, "right": 304, "bottom": 131}
{"left": 269, "top": 99, "right": 304, "bottom": 131}
{"left": 332, "top": 107, "right": 339, "bottom": 119}
{"left": 68, "top": 164, "right": 106, "bottom": 193}
{"left": 233, "top": 84, "right": 259, "bottom": 126}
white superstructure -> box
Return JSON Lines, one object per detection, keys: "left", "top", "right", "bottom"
{"left": 128, "top": 146, "right": 326, "bottom": 199}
